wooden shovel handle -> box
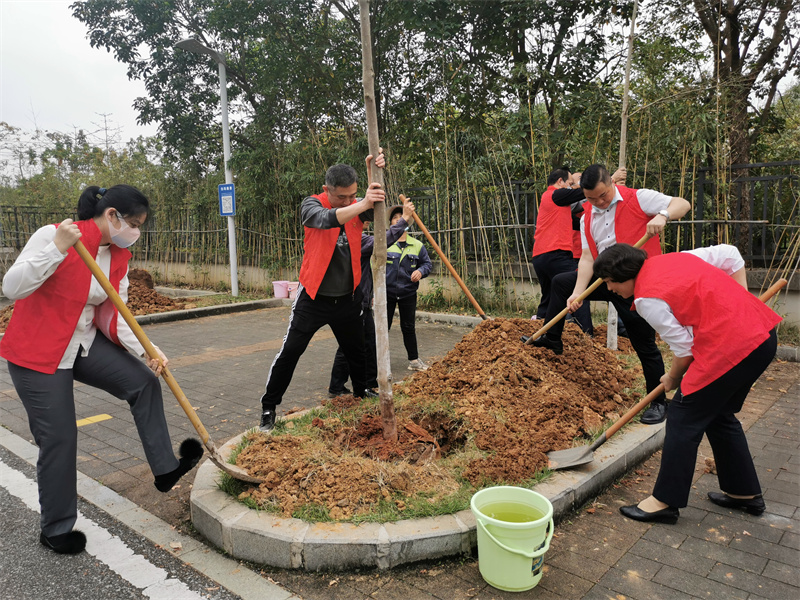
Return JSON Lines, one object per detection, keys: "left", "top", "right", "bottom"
{"left": 525, "top": 232, "right": 653, "bottom": 344}
{"left": 73, "top": 241, "right": 212, "bottom": 447}
{"left": 399, "top": 194, "right": 489, "bottom": 320}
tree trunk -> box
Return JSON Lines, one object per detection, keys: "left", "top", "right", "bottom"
{"left": 358, "top": 0, "right": 397, "bottom": 442}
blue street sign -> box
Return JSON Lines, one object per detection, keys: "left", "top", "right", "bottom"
{"left": 219, "top": 183, "right": 236, "bottom": 216}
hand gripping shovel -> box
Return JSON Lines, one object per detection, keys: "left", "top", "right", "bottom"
{"left": 74, "top": 241, "right": 263, "bottom": 484}
{"left": 524, "top": 232, "right": 653, "bottom": 345}
{"left": 546, "top": 277, "right": 789, "bottom": 470}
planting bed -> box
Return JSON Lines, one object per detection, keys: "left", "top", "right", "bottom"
{"left": 232, "top": 317, "right": 645, "bottom": 521}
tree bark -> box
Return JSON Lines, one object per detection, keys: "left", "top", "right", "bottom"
{"left": 359, "top": 0, "right": 397, "bottom": 442}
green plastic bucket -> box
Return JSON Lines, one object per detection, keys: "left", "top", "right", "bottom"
{"left": 470, "top": 485, "right": 554, "bottom": 592}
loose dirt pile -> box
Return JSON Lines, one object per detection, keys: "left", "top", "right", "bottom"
{"left": 0, "top": 268, "right": 190, "bottom": 332}
{"left": 235, "top": 318, "right": 644, "bottom": 520}
{"left": 126, "top": 268, "right": 193, "bottom": 315}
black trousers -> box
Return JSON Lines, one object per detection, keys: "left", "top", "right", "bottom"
{"left": 9, "top": 333, "right": 178, "bottom": 537}
{"left": 547, "top": 270, "right": 666, "bottom": 401}
{"left": 329, "top": 307, "right": 377, "bottom": 391}
{"left": 262, "top": 286, "right": 367, "bottom": 407}
{"left": 653, "top": 330, "right": 777, "bottom": 507}
{"left": 387, "top": 293, "right": 419, "bottom": 361}
{"left": 531, "top": 249, "right": 592, "bottom": 332}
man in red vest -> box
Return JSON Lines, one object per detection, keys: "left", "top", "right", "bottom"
{"left": 531, "top": 167, "right": 590, "bottom": 332}
{"left": 259, "top": 155, "right": 385, "bottom": 431}
{"left": 524, "top": 164, "right": 690, "bottom": 424}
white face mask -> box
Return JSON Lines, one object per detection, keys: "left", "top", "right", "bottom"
{"left": 107, "top": 211, "right": 141, "bottom": 248}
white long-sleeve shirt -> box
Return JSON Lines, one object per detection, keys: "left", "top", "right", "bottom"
{"left": 580, "top": 187, "right": 673, "bottom": 253}
{"left": 634, "top": 244, "right": 746, "bottom": 358}
{"left": 3, "top": 225, "right": 145, "bottom": 368}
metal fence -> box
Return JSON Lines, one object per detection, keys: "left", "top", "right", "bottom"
{"left": 2, "top": 161, "right": 797, "bottom": 276}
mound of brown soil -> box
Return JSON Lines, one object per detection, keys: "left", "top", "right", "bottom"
{"left": 235, "top": 318, "right": 644, "bottom": 520}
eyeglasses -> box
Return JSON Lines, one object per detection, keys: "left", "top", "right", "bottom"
{"left": 115, "top": 211, "right": 144, "bottom": 229}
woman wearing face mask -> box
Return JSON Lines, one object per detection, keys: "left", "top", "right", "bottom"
{"left": 1, "top": 185, "right": 202, "bottom": 555}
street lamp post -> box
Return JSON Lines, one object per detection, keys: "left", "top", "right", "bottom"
{"left": 175, "top": 38, "right": 239, "bottom": 296}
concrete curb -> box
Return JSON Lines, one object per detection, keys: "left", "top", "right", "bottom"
{"left": 190, "top": 420, "right": 665, "bottom": 571}
{"left": 0, "top": 427, "right": 298, "bottom": 600}
{"left": 134, "top": 298, "right": 290, "bottom": 326}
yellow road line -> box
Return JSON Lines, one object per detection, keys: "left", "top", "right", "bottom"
{"left": 76, "top": 414, "right": 113, "bottom": 427}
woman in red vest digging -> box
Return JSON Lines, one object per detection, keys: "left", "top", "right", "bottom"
{"left": 1, "top": 185, "right": 202, "bottom": 554}
{"left": 593, "top": 243, "right": 781, "bottom": 524}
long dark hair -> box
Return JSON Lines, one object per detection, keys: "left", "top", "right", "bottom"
{"left": 593, "top": 244, "right": 648, "bottom": 282}
{"left": 77, "top": 185, "right": 149, "bottom": 221}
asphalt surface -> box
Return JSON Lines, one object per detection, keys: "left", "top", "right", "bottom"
{"left": 0, "top": 302, "right": 797, "bottom": 600}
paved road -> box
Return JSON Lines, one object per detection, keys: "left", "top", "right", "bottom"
{"left": 0, "top": 305, "right": 797, "bottom": 600}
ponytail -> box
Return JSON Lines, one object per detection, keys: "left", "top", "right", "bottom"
{"left": 76, "top": 184, "right": 149, "bottom": 221}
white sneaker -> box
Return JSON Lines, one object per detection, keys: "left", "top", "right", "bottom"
{"left": 408, "top": 359, "right": 429, "bottom": 371}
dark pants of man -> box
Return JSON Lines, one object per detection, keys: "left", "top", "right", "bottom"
{"left": 387, "top": 293, "right": 419, "bottom": 361}
{"left": 547, "top": 270, "right": 666, "bottom": 402}
{"left": 329, "top": 306, "right": 377, "bottom": 392}
{"left": 262, "top": 286, "right": 367, "bottom": 408}
{"left": 9, "top": 333, "right": 178, "bottom": 537}
{"left": 653, "top": 330, "right": 777, "bottom": 507}
{"left": 531, "top": 249, "right": 592, "bottom": 332}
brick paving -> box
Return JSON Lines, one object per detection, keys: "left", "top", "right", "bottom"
{"left": 0, "top": 306, "right": 797, "bottom": 599}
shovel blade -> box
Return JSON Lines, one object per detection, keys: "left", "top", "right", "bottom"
{"left": 546, "top": 446, "right": 594, "bottom": 471}
{"left": 207, "top": 448, "right": 264, "bottom": 484}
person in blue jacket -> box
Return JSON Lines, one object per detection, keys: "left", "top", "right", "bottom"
{"left": 386, "top": 205, "right": 433, "bottom": 371}
{"left": 328, "top": 202, "right": 415, "bottom": 396}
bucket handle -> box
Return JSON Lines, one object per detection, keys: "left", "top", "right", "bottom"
{"left": 476, "top": 518, "right": 555, "bottom": 559}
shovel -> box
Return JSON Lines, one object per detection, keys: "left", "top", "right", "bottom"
{"left": 398, "top": 193, "right": 489, "bottom": 320}
{"left": 74, "top": 241, "right": 263, "bottom": 484}
{"left": 524, "top": 232, "right": 653, "bottom": 345}
{"left": 546, "top": 277, "right": 788, "bottom": 470}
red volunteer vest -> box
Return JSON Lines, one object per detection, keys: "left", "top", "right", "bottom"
{"left": 532, "top": 186, "right": 573, "bottom": 257}
{"left": 298, "top": 192, "right": 365, "bottom": 300}
{"left": 572, "top": 231, "right": 582, "bottom": 259}
{"left": 584, "top": 185, "right": 662, "bottom": 259}
{"left": 0, "top": 219, "right": 131, "bottom": 374}
{"left": 633, "top": 253, "right": 781, "bottom": 394}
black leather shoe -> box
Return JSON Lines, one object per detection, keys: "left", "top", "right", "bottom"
{"left": 521, "top": 334, "right": 563, "bottom": 355}
{"left": 40, "top": 530, "right": 87, "bottom": 554}
{"left": 259, "top": 408, "right": 277, "bottom": 432}
{"left": 154, "top": 438, "right": 204, "bottom": 492}
{"left": 708, "top": 492, "right": 766, "bottom": 515}
{"left": 640, "top": 400, "right": 667, "bottom": 425}
{"left": 327, "top": 386, "right": 352, "bottom": 398}
{"left": 356, "top": 388, "right": 379, "bottom": 399}
{"left": 619, "top": 504, "right": 679, "bottom": 524}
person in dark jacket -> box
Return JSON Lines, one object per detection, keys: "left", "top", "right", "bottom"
{"left": 386, "top": 206, "right": 433, "bottom": 371}
{"left": 328, "top": 202, "right": 415, "bottom": 395}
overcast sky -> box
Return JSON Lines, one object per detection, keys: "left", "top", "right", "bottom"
{"left": 1, "top": 0, "right": 158, "bottom": 142}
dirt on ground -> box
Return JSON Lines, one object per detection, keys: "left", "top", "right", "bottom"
{"left": 0, "top": 268, "right": 192, "bottom": 331}
{"left": 235, "top": 318, "right": 644, "bottom": 520}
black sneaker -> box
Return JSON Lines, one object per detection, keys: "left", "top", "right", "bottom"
{"left": 327, "top": 386, "right": 352, "bottom": 398}
{"left": 260, "top": 408, "right": 277, "bottom": 432}
{"left": 522, "top": 334, "right": 563, "bottom": 355}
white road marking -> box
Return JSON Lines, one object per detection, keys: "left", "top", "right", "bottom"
{"left": 0, "top": 458, "right": 206, "bottom": 600}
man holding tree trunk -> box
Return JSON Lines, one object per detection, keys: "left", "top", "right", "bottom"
{"left": 258, "top": 153, "right": 385, "bottom": 432}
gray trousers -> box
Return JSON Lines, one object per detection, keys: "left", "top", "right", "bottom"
{"left": 8, "top": 333, "right": 178, "bottom": 537}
